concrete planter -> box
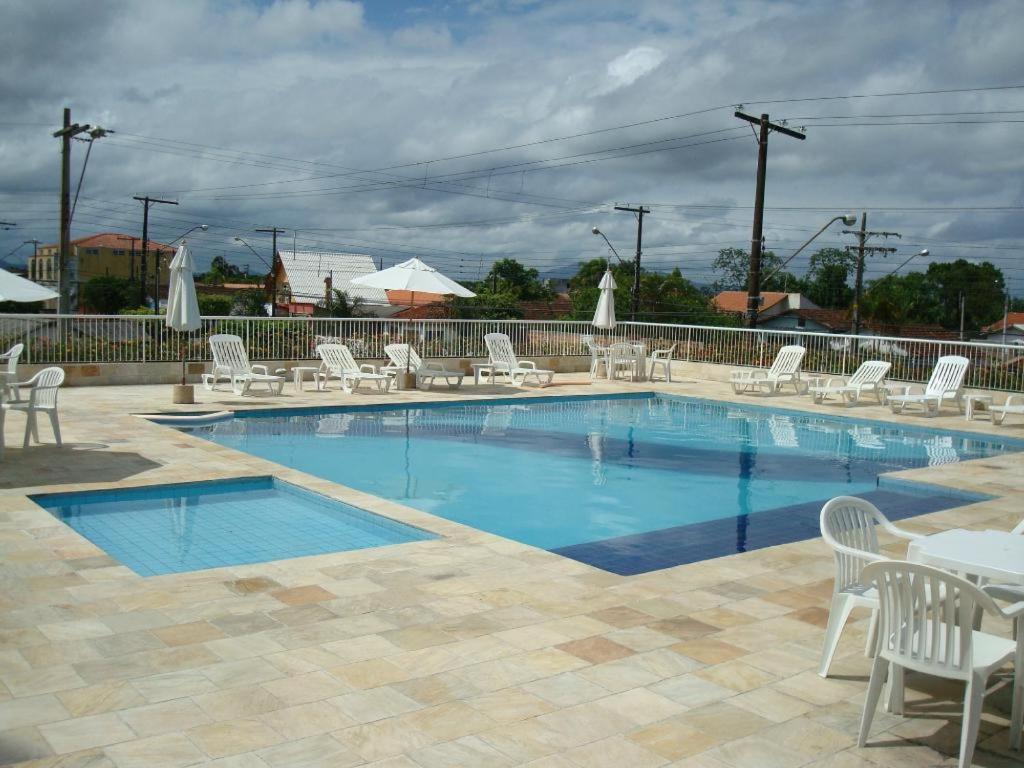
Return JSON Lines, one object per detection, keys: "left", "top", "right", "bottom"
{"left": 171, "top": 384, "right": 195, "bottom": 404}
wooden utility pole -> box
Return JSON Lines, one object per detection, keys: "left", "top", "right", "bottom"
{"left": 256, "top": 227, "right": 286, "bottom": 316}
{"left": 133, "top": 196, "right": 178, "bottom": 309}
{"left": 844, "top": 213, "right": 900, "bottom": 335}
{"left": 53, "top": 108, "right": 93, "bottom": 313}
{"left": 117, "top": 235, "right": 139, "bottom": 281}
{"left": 614, "top": 205, "right": 650, "bottom": 321}
{"left": 734, "top": 112, "right": 805, "bottom": 328}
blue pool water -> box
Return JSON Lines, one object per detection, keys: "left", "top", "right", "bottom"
{"left": 184, "top": 394, "right": 1018, "bottom": 575}
{"left": 32, "top": 476, "right": 435, "bottom": 576}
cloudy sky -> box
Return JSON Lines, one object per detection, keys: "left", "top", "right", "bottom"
{"left": 1, "top": 0, "right": 1022, "bottom": 298}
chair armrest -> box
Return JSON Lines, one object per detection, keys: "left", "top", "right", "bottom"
{"left": 423, "top": 362, "right": 444, "bottom": 371}
{"left": 491, "top": 361, "right": 512, "bottom": 373}
{"left": 518, "top": 361, "right": 538, "bottom": 369}
{"left": 889, "top": 384, "right": 919, "bottom": 397}
{"left": 1003, "top": 394, "right": 1024, "bottom": 407}
{"left": 878, "top": 521, "right": 924, "bottom": 541}
{"left": 359, "top": 364, "right": 377, "bottom": 374}
{"left": 251, "top": 364, "right": 270, "bottom": 375}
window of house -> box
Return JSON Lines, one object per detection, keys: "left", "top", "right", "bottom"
{"left": 86, "top": 248, "right": 99, "bottom": 255}
{"left": 113, "top": 249, "right": 125, "bottom": 256}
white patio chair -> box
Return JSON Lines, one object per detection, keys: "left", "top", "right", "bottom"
{"left": 990, "top": 394, "right": 1024, "bottom": 426}
{"left": 647, "top": 343, "right": 677, "bottom": 383}
{"left": 203, "top": 334, "right": 285, "bottom": 396}
{"left": 3, "top": 366, "right": 65, "bottom": 449}
{"left": 317, "top": 343, "right": 392, "bottom": 394}
{"left": 484, "top": 333, "right": 554, "bottom": 387}
{"left": 1, "top": 343, "right": 24, "bottom": 400}
{"left": 730, "top": 345, "right": 806, "bottom": 395}
{"left": 807, "top": 360, "right": 891, "bottom": 405}
{"left": 887, "top": 355, "right": 969, "bottom": 416}
{"left": 858, "top": 561, "right": 1024, "bottom": 767}
{"left": 818, "top": 496, "right": 923, "bottom": 678}
{"left": 607, "top": 342, "right": 641, "bottom": 381}
{"left": 581, "top": 335, "right": 609, "bottom": 380}
{"left": 381, "top": 344, "right": 463, "bottom": 390}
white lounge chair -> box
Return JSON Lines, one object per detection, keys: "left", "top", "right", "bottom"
{"left": 807, "top": 360, "right": 891, "bottom": 405}
{"left": 2, "top": 366, "right": 65, "bottom": 451}
{"left": 858, "top": 561, "right": 1024, "bottom": 767}
{"left": 203, "top": 334, "right": 285, "bottom": 396}
{"left": 382, "top": 344, "right": 463, "bottom": 390}
{"left": 317, "top": 344, "right": 392, "bottom": 394}
{"left": 730, "top": 345, "right": 806, "bottom": 394}
{"left": 817, "top": 496, "right": 923, "bottom": 679}
{"left": 484, "top": 333, "right": 554, "bottom": 387}
{"left": 887, "top": 355, "right": 969, "bottom": 416}
{"left": 1, "top": 343, "right": 24, "bottom": 400}
{"left": 990, "top": 394, "right": 1024, "bottom": 426}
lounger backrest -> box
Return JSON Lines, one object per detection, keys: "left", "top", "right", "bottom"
{"left": 484, "top": 333, "right": 519, "bottom": 369}
{"left": 209, "top": 334, "right": 251, "bottom": 376}
{"left": 4, "top": 343, "right": 24, "bottom": 378}
{"left": 848, "top": 360, "right": 891, "bottom": 387}
{"left": 924, "top": 355, "right": 969, "bottom": 397}
{"left": 384, "top": 344, "right": 422, "bottom": 372}
{"left": 318, "top": 344, "right": 358, "bottom": 374}
{"left": 767, "top": 345, "right": 805, "bottom": 378}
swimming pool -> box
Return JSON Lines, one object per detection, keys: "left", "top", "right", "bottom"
{"left": 186, "top": 394, "right": 1016, "bottom": 574}
{"left": 32, "top": 476, "right": 435, "bottom": 576}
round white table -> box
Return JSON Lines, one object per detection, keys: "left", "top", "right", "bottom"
{"left": 908, "top": 529, "right": 1024, "bottom": 585}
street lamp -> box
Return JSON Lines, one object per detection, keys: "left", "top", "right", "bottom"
{"left": 591, "top": 227, "right": 625, "bottom": 265}
{"left": 759, "top": 213, "right": 858, "bottom": 288}
{"left": 170, "top": 224, "right": 208, "bottom": 245}
{"left": 233, "top": 236, "right": 272, "bottom": 269}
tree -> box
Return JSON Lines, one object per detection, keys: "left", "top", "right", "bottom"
{"left": 81, "top": 276, "right": 136, "bottom": 314}
{"left": 451, "top": 289, "right": 523, "bottom": 319}
{"left": 197, "top": 293, "right": 233, "bottom": 316}
{"left": 711, "top": 248, "right": 797, "bottom": 293}
{"left": 861, "top": 272, "right": 934, "bottom": 330}
{"left": 203, "top": 256, "right": 245, "bottom": 285}
{"left": 923, "top": 259, "right": 1005, "bottom": 331}
{"left": 478, "top": 258, "right": 553, "bottom": 300}
{"left": 231, "top": 289, "right": 268, "bottom": 316}
{"left": 803, "top": 248, "right": 856, "bottom": 308}
{"left": 315, "top": 290, "right": 368, "bottom": 318}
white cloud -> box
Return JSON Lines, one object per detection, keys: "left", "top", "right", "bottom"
{"left": 601, "top": 46, "right": 666, "bottom": 94}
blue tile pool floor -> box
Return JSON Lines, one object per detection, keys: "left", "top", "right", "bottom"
{"left": 31, "top": 476, "right": 435, "bottom": 576}
{"left": 185, "top": 393, "right": 1015, "bottom": 575}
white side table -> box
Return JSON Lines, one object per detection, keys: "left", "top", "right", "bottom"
{"left": 288, "top": 366, "right": 324, "bottom": 392}
{"left": 963, "top": 393, "right": 994, "bottom": 421}
{"left": 472, "top": 363, "right": 495, "bottom": 385}
{"left": 908, "top": 529, "right": 1024, "bottom": 586}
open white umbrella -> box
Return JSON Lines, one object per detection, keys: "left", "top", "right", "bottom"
{"left": 0, "top": 267, "right": 58, "bottom": 303}
{"left": 165, "top": 244, "right": 201, "bottom": 385}
{"left": 592, "top": 268, "right": 617, "bottom": 330}
{"left": 350, "top": 258, "right": 476, "bottom": 384}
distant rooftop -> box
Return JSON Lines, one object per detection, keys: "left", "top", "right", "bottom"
{"left": 277, "top": 250, "right": 386, "bottom": 305}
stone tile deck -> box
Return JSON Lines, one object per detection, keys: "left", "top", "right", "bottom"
{"left": 1, "top": 374, "right": 1023, "bottom": 767}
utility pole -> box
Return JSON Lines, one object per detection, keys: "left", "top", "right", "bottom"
{"left": 845, "top": 213, "right": 900, "bottom": 335}
{"left": 117, "top": 235, "right": 139, "bottom": 281}
{"left": 735, "top": 112, "right": 806, "bottom": 328}
{"left": 133, "top": 196, "right": 178, "bottom": 309}
{"left": 614, "top": 205, "right": 650, "bottom": 321}
{"left": 53, "top": 108, "right": 93, "bottom": 313}
{"left": 255, "top": 227, "right": 286, "bottom": 316}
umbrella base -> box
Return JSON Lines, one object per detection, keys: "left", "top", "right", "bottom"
{"left": 393, "top": 372, "right": 417, "bottom": 391}
{"left": 172, "top": 384, "right": 195, "bottom": 404}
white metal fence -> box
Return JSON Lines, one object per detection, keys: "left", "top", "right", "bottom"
{"left": 2, "top": 314, "right": 1022, "bottom": 392}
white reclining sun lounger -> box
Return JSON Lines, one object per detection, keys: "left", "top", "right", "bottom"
{"left": 484, "top": 333, "right": 554, "bottom": 387}
{"left": 887, "top": 355, "right": 969, "bottom": 416}
{"left": 382, "top": 344, "right": 464, "bottom": 390}
{"left": 730, "top": 345, "right": 806, "bottom": 394}
{"left": 807, "top": 360, "right": 891, "bottom": 405}
{"left": 203, "top": 334, "right": 285, "bottom": 396}
{"left": 317, "top": 343, "right": 392, "bottom": 394}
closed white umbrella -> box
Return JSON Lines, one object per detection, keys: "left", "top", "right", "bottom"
{"left": 165, "top": 244, "right": 201, "bottom": 386}
{"left": 592, "top": 269, "right": 617, "bottom": 330}
{"left": 0, "top": 267, "right": 58, "bottom": 303}
{"left": 350, "top": 258, "right": 475, "bottom": 384}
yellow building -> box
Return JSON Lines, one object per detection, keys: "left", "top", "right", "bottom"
{"left": 28, "top": 232, "right": 174, "bottom": 310}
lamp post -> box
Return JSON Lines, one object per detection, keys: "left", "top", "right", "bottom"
{"left": 591, "top": 227, "right": 625, "bottom": 266}
{"left": 234, "top": 236, "right": 275, "bottom": 315}
{"left": 170, "top": 224, "right": 208, "bottom": 245}
{"left": 759, "top": 213, "right": 858, "bottom": 294}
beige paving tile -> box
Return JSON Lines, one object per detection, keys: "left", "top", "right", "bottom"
{"left": 117, "top": 698, "right": 212, "bottom": 737}
{"left": 129, "top": 670, "right": 218, "bottom": 703}
{"left": 521, "top": 671, "right": 611, "bottom": 707}
{"left": 334, "top": 717, "right": 436, "bottom": 761}
{"left": 565, "top": 735, "right": 668, "bottom": 768}
{"left": 256, "top": 732, "right": 365, "bottom": 768}
{"left": 188, "top": 717, "right": 284, "bottom": 758}
{"left": 38, "top": 712, "right": 135, "bottom": 754}
{"left": 330, "top": 686, "right": 423, "bottom": 724}
{"left": 104, "top": 732, "right": 206, "bottom": 768}
{"left": 594, "top": 686, "right": 688, "bottom": 726}
{"left": 194, "top": 684, "right": 285, "bottom": 720}
{"left": 0, "top": 726, "right": 56, "bottom": 764}
{"left": 259, "top": 700, "right": 355, "bottom": 740}
{"left": 0, "top": 693, "right": 69, "bottom": 730}
{"left": 466, "top": 686, "right": 555, "bottom": 723}
{"left": 629, "top": 716, "right": 722, "bottom": 761}
{"left": 151, "top": 620, "right": 227, "bottom": 647}
{"left": 271, "top": 585, "right": 337, "bottom": 606}
{"left": 401, "top": 700, "right": 497, "bottom": 741}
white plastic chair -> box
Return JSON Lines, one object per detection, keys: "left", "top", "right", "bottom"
{"left": 382, "top": 344, "right": 463, "bottom": 390}
{"left": 982, "top": 518, "right": 1024, "bottom": 748}
{"left": 887, "top": 355, "right": 969, "bottom": 416}
{"left": 581, "top": 335, "right": 609, "bottom": 380}
{"left": 807, "top": 360, "right": 891, "bottom": 405}
{"left": 858, "top": 561, "right": 1024, "bottom": 767}
{"left": 1, "top": 343, "right": 24, "bottom": 400}
{"left": 3, "top": 366, "right": 65, "bottom": 449}
{"left": 647, "top": 343, "right": 676, "bottom": 383}
{"left": 818, "top": 496, "right": 923, "bottom": 678}
{"left": 607, "top": 342, "right": 641, "bottom": 381}
{"left": 730, "top": 345, "right": 806, "bottom": 394}
{"left": 484, "top": 333, "right": 554, "bottom": 387}
{"left": 203, "top": 334, "right": 285, "bottom": 396}
{"left": 317, "top": 344, "right": 392, "bottom": 394}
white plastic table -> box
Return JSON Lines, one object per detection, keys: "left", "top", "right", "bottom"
{"left": 908, "top": 529, "right": 1024, "bottom": 585}
{"left": 607, "top": 342, "right": 647, "bottom": 381}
